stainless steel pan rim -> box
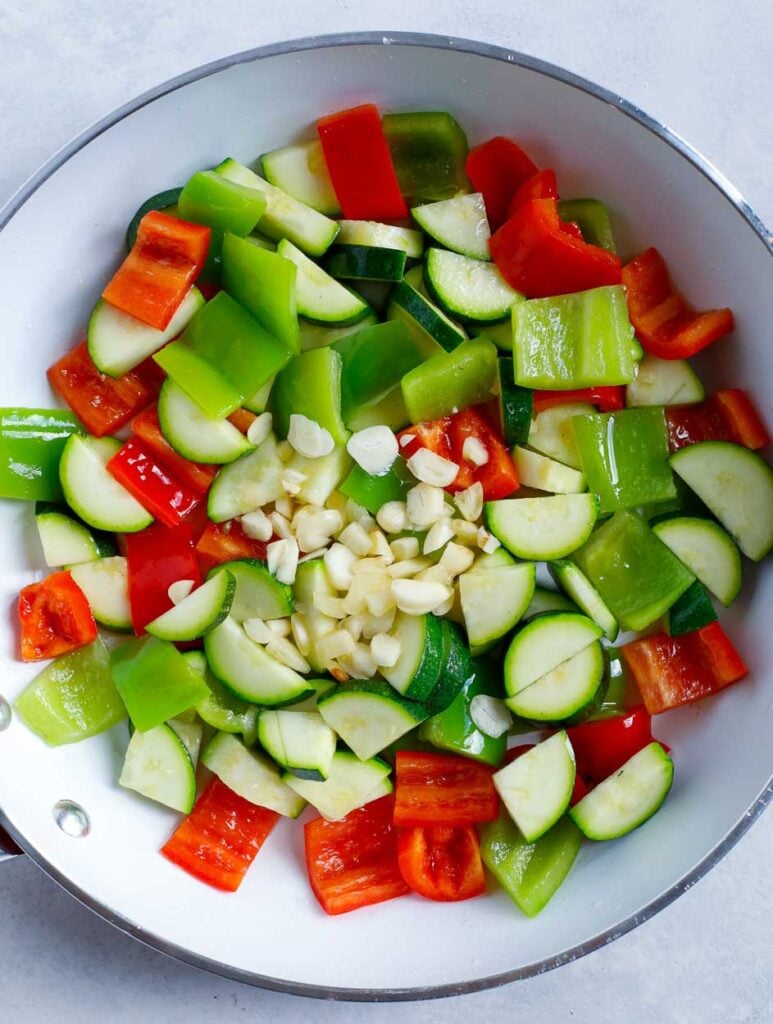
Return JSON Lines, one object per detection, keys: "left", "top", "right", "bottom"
{"left": 0, "top": 30, "right": 771, "bottom": 1003}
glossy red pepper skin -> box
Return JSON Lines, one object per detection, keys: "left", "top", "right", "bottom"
{"left": 47, "top": 342, "right": 158, "bottom": 437}
{"left": 317, "top": 104, "right": 408, "bottom": 221}
{"left": 18, "top": 571, "right": 97, "bottom": 661}
{"left": 490, "top": 199, "right": 622, "bottom": 298}
{"left": 393, "top": 751, "right": 499, "bottom": 828}
{"left": 396, "top": 825, "right": 486, "bottom": 902}
{"left": 397, "top": 406, "right": 519, "bottom": 500}
{"left": 162, "top": 778, "right": 279, "bottom": 892}
{"left": 567, "top": 708, "right": 654, "bottom": 783}
{"left": 507, "top": 169, "right": 558, "bottom": 216}
{"left": 465, "top": 136, "right": 539, "bottom": 230}
{"left": 621, "top": 622, "right": 748, "bottom": 715}
{"left": 102, "top": 211, "right": 210, "bottom": 330}
{"left": 532, "top": 386, "right": 626, "bottom": 414}
{"left": 666, "top": 389, "right": 769, "bottom": 452}
{"left": 194, "top": 520, "right": 270, "bottom": 575}
{"left": 621, "top": 247, "right": 734, "bottom": 359}
{"left": 132, "top": 407, "right": 218, "bottom": 493}
{"left": 107, "top": 438, "right": 200, "bottom": 527}
{"left": 304, "top": 795, "right": 409, "bottom": 916}
{"left": 125, "top": 522, "right": 202, "bottom": 633}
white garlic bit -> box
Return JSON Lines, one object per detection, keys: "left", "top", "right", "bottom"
{"left": 423, "top": 519, "right": 455, "bottom": 555}
{"left": 266, "top": 636, "right": 310, "bottom": 673}
{"left": 243, "top": 618, "right": 273, "bottom": 645}
{"left": 390, "top": 536, "right": 420, "bottom": 560}
{"left": 266, "top": 537, "right": 299, "bottom": 584}
{"left": 370, "top": 632, "right": 401, "bottom": 667}
{"left": 324, "top": 543, "right": 357, "bottom": 591}
{"left": 477, "top": 526, "right": 501, "bottom": 554}
{"left": 390, "top": 578, "right": 454, "bottom": 615}
{"left": 406, "top": 448, "right": 459, "bottom": 487}
{"left": 287, "top": 413, "right": 335, "bottom": 459}
{"left": 462, "top": 436, "right": 489, "bottom": 467}
{"left": 338, "top": 521, "right": 373, "bottom": 556}
{"left": 167, "top": 579, "right": 195, "bottom": 605}
{"left": 241, "top": 508, "right": 273, "bottom": 542}
{"left": 439, "top": 542, "right": 476, "bottom": 576}
{"left": 454, "top": 481, "right": 484, "bottom": 522}
{"left": 406, "top": 482, "right": 447, "bottom": 527}
{"left": 469, "top": 695, "right": 513, "bottom": 738}
{"left": 346, "top": 425, "right": 398, "bottom": 476}
{"left": 376, "top": 500, "right": 408, "bottom": 534}
{"left": 246, "top": 412, "right": 273, "bottom": 447}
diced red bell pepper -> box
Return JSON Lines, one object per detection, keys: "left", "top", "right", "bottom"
{"left": 194, "top": 520, "right": 270, "bottom": 576}
{"left": 102, "top": 211, "right": 210, "bottom": 330}
{"left": 47, "top": 342, "right": 158, "bottom": 437}
{"left": 560, "top": 221, "right": 586, "bottom": 241}
{"left": 317, "top": 104, "right": 408, "bottom": 221}
{"left": 132, "top": 407, "right": 218, "bottom": 494}
{"left": 665, "top": 389, "right": 769, "bottom": 452}
{"left": 125, "top": 522, "right": 202, "bottom": 633}
{"left": 532, "top": 386, "right": 626, "bottom": 414}
{"left": 621, "top": 247, "right": 734, "bottom": 359}
{"left": 711, "top": 389, "right": 770, "bottom": 449}
{"left": 507, "top": 169, "right": 558, "bottom": 217}
{"left": 396, "top": 825, "right": 485, "bottom": 902}
{"left": 162, "top": 778, "right": 279, "bottom": 892}
{"left": 18, "top": 570, "right": 97, "bottom": 661}
{"left": 504, "top": 743, "right": 589, "bottom": 805}
{"left": 107, "top": 438, "right": 200, "bottom": 528}
{"left": 465, "top": 136, "right": 539, "bottom": 231}
{"left": 304, "top": 795, "right": 409, "bottom": 916}
{"left": 621, "top": 622, "right": 748, "bottom": 715}
{"left": 226, "top": 407, "right": 257, "bottom": 435}
{"left": 397, "top": 406, "right": 519, "bottom": 501}
{"left": 567, "top": 707, "right": 654, "bottom": 784}
{"left": 490, "top": 199, "right": 622, "bottom": 298}
{"left": 393, "top": 751, "right": 499, "bottom": 828}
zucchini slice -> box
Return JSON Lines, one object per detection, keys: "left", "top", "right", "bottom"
{"left": 207, "top": 434, "right": 284, "bottom": 522}
{"left": 59, "top": 435, "right": 153, "bottom": 533}
{"left": 486, "top": 493, "right": 599, "bottom": 561}
{"left": 513, "top": 447, "right": 587, "bottom": 494}
{"left": 549, "top": 560, "right": 619, "bottom": 642}
{"left": 493, "top": 731, "right": 576, "bottom": 842}
{"left": 505, "top": 641, "right": 605, "bottom": 723}
{"left": 412, "top": 193, "right": 491, "bottom": 259}
{"left": 277, "top": 238, "right": 371, "bottom": 326}
{"left": 257, "top": 709, "right": 337, "bottom": 781}
{"left": 652, "top": 515, "right": 742, "bottom": 607}
{"left": 425, "top": 248, "right": 521, "bottom": 322}
{"left": 202, "top": 730, "right": 306, "bottom": 817}
{"left": 282, "top": 750, "right": 391, "bottom": 821}
{"left": 211, "top": 559, "right": 293, "bottom": 622}
{"left": 336, "top": 220, "right": 424, "bottom": 258}
{"left": 459, "top": 561, "right": 536, "bottom": 656}
{"left": 260, "top": 139, "right": 341, "bottom": 215}
{"left": 318, "top": 681, "right": 427, "bottom": 761}
{"left": 504, "top": 612, "right": 603, "bottom": 697}
{"left": 119, "top": 723, "right": 196, "bottom": 813}
{"left": 69, "top": 555, "right": 132, "bottom": 631}
{"left": 146, "top": 571, "right": 235, "bottom": 642}
{"left": 380, "top": 612, "right": 445, "bottom": 701}
{"left": 157, "top": 379, "right": 253, "bottom": 464}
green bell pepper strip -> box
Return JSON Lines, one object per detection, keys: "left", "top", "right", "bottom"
{"left": 558, "top": 198, "right": 617, "bottom": 253}
{"left": 418, "top": 660, "right": 506, "bottom": 766}
{"left": 221, "top": 233, "right": 300, "bottom": 352}
{"left": 0, "top": 408, "right": 83, "bottom": 501}
{"left": 185, "top": 650, "right": 260, "bottom": 746}
{"left": 334, "top": 321, "right": 427, "bottom": 424}
{"left": 154, "top": 340, "right": 245, "bottom": 419}
{"left": 110, "top": 635, "right": 211, "bottom": 732}
{"left": 14, "top": 638, "right": 126, "bottom": 745}
{"left": 667, "top": 579, "right": 717, "bottom": 636}
{"left": 383, "top": 111, "right": 469, "bottom": 202}
{"left": 401, "top": 337, "right": 498, "bottom": 424}
{"left": 512, "top": 285, "right": 640, "bottom": 389}
{"left": 178, "top": 171, "right": 267, "bottom": 237}
{"left": 572, "top": 407, "right": 676, "bottom": 514}
{"left": 589, "top": 649, "right": 640, "bottom": 720}
{"left": 339, "top": 459, "right": 414, "bottom": 515}
{"left": 572, "top": 510, "right": 695, "bottom": 632}
{"left": 480, "top": 810, "right": 583, "bottom": 917}
{"left": 271, "top": 347, "right": 348, "bottom": 444}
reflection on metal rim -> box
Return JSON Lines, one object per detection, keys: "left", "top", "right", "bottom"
{"left": 0, "top": 30, "right": 771, "bottom": 1003}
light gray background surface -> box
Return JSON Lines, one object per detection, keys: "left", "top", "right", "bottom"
{"left": 1, "top": 2, "right": 771, "bottom": 1021}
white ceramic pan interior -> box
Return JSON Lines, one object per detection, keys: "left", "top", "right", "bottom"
{"left": 0, "top": 32, "right": 770, "bottom": 1001}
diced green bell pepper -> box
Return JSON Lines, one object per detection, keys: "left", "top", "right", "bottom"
{"left": 347, "top": 386, "right": 411, "bottom": 433}
{"left": 383, "top": 111, "right": 469, "bottom": 202}
{"left": 221, "top": 233, "right": 300, "bottom": 351}
{"left": 153, "top": 341, "right": 244, "bottom": 419}
{"left": 589, "top": 649, "right": 640, "bottom": 720}
{"left": 558, "top": 199, "right": 616, "bottom": 253}
{"left": 667, "top": 579, "right": 717, "bottom": 636}
{"left": 572, "top": 510, "right": 695, "bottom": 632}
{"left": 271, "top": 347, "right": 348, "bottom": 444}
{"left": 334, "top": 321, "right": 427, "bottom": 424}
{"left": 110, "top": 636, "right": 211, "bottom": 732}
{"left": 0, "top": 409, "right": 83, "bottom": 501}
{"left": 178, "top": 171, "right": 267, "bottom": 237}
{"left": 480, "top": 810, "right": 583, "bottom": 916}
{"left": 573, "top": 407, "right": 676, "bottom": 514}
{"left": 418, "top": 660, "right": 506, "bottom": 766}
{"left": 401, "top": 337, "right": 498, "bottom": 423}
{"left": 513, "top": 285, "right": 640, "bottom": 389}
{"left": 339, "top": 458, "right": 414, "bottom": 515}
{"left": 14, "top": 638, "right": 126, "bottom": 745}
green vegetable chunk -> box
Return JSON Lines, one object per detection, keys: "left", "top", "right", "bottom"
{"left": 383, "top": 111, "right": 469, "bottom": 201}
{"left": 401, "top": 337, "right": 498, "bottom": 423}
{"left": 334, "top": 321, "right": 426, "bottom": 424}
{"left": 419, "top": 660, "right": 506, "bottom": 766}
{"left": 178, "top": 171, "right": 267, "bottom": 237}
{"left": 339, "top": 460, "right": 413, "bottom": 514}
{"left": 667, "top": 579, "right": 717, "bottom": 636}
{"left": 0, "top": 409, "right": 83, "bottom": 501}
{"left": 14, "top": 639, "right": 126, "bottom": 745}
{"left": 221, "top": 233, "right": 300, "bottom": 351}
{"left": 557, "top": 199, "right": 616, "bottom": 253}
{"left": 272, "top": 347, "right": 348, "bottom": 444}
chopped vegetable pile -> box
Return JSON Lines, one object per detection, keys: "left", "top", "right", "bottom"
{"left": 6, "top": 102, "right": 771, "bottom": 917}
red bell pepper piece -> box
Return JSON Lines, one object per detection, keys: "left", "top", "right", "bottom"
{"left": 102, "top": 211, "right": 210, "bottom": 331}
{"left": 226, "top": 407, "right": 257, "bottom": 435}
{"left": 621, "top": 622, "right": 748, "bottom": 715}
{"left": 504, "top": 743, "right": 589, "bottom": 805}
{"left": 47, "top": 342, "right": 158, "bottom": 438}
{"left": 397, "top": 407, "right": 519, "bottom": 500}
{"left": 393, "top": 751, "right": 499, "bottom": 828}
{"left": 532, "top": 386, "right": 626, "bottom": 414}
{"left": 559, "top": 221, "right": 586, "bottom": 241}
{"left": 18, "top": 570, "right": 97, "bottom": 661}
{"left": 107, "top": 438, "right": 200, "bottom": 528}
{"left": 396, "top": 825, "right": 485, "bottom": 902}
{"left": 465, "top": 136, "right": 539, "bottom": 230}
{"left": 317, "top": 104, "right": 408, "bottom": 221}
{"left": 125, "top": 522, "right": 201, "bottom": 633}
{"left": 507, "top": 169, "right": 558, "bottom": 217}
{"left": 567, "top": 708, "right": 654, "bottom": 784}
{"left": 304, "top": 795, "right": 409, "bottom": 916}
{"left": 194, "top": 520, "right": 270, "bottom": 576}
{"left": 665, "top": 389, "right": 769, "bottom": 452}
{"left": 132, "top": 407, "right": 218, "bottom": 494}
{"left": 162, "top": 778, "right": 279, "bottom": 892}
{"left": 490, "top": 199, "right": 622, "bottom": 298}
{"left": 621, "top": 247, "right": 734, "bottom": 359}
{"left": 711, "top": 389, "right": 770, "bottom": 449}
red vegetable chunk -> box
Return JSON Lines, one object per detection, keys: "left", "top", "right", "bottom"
{"left": 132, "top": 407, "right": 218, "bottom": 494}
{"left": 125, "top": 522, "right": 201, "bottom": 634}
{"left": 532, "top": 387, "right": 625, "bottom": 414}
{"left": 162, "top": 778, "right": 279, "bottom": 892}
{"left": 393, "top": 751, "right": 499, "bottom": 827}
{"left": 507, "top": 169, "right": 558, "bottom": 216}
{"left": 397, "top": 825, "right": 486, "bottom": 902}
{"left": 194, "top": 520, "right": 270, "bottom": 575}
{"left": 18, "top": 571, "right": 97, "bottom": 661}
{"left": 304, "top": 795, "right": 409, "bottom": 916}
{"left": 107, "top": 438, "right": 200, "bottom": 527}
{"left": 567, "top": 708, "right": 654, "bottom": 783}
{"left": 666, "top": 390, "right": 769, "bottom": 452}
{"left": 465, "top": 136, "right": 539, "bottom": 230}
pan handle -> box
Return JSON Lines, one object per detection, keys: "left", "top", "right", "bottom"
{"left": 0, "top": 824, "right": 22, "bottom": 862}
